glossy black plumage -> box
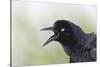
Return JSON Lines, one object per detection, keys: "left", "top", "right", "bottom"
{"left": 41, "top": 20, "right": 96, "bottom": 63}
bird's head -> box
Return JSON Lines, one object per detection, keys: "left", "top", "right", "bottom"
{"left": 41, "top": 20, "right": 81, "bottom": 47}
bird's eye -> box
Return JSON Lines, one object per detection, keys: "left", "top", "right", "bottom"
{"left": 60, "top": 28, "right": 65, "bottom": 32}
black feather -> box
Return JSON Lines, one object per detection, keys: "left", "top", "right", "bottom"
{"left": 41, "top": 20, "right": 96, "bottom": 63}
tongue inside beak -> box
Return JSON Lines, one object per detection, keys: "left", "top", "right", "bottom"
{"left": 40, "top": 27, "right": 58, "bottom": 47}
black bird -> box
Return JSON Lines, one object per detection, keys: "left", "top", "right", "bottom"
{"left": 41, "top": 20, "right": 96, "bottom": 63}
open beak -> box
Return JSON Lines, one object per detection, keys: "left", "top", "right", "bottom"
{"left": 40, "top": 27, "right": 58, "bottom": 47}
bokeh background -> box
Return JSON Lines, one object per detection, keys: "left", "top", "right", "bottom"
{"left": 12, "top": 1, "right": 96, "bottom": 66}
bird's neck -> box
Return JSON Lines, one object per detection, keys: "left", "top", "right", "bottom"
{"left": 59, "top": 33, "right": 87, "bottom": 56}
{"left": 60, "top": 41, "right": 79, "bottom": 56}
{"left": 60, "top": 33, "right": 92, "bottom": 57}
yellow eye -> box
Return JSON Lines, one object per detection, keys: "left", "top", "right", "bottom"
{"left": 61, "top": 28, "right": 65, "bottom": 32}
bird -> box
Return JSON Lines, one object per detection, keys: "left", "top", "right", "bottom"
{"left": 40, "top": 20, "right": 96, "bottom": 63}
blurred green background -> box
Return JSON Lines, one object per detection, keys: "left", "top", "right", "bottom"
{"left": 12, "top": 1, "right": 96, "bottom": 66}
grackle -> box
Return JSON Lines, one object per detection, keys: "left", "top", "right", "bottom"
{"left": 41, "top": 20, "right": 96, "bottom": 63}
